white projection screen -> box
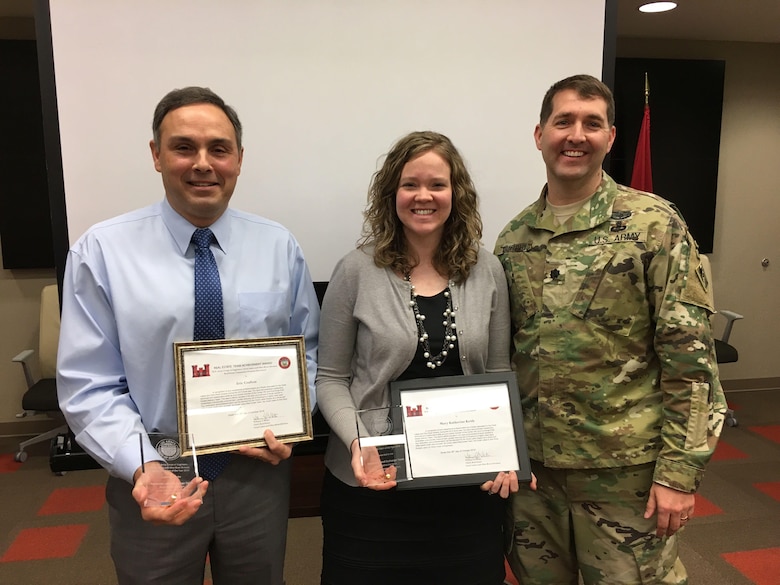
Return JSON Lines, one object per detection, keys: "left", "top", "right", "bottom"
{"left": 47, "top": 0, "right": 608, "bottom": 281}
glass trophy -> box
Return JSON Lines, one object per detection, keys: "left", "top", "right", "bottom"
{"left": 355, "top": 406, "right": 410, "bottom": 487}
{"left": 140, "top": 432, "right": 200, "bottom": 507}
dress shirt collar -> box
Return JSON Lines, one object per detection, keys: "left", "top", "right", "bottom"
{"left": 160, "top": 197, "right": 231, "bottom": 256}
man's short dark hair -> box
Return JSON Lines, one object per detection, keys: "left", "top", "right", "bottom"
{"left": 152, "top": 86, "right": 243, "bottom": 149}
{"left": 539, "top": 74, "right": 615, "bottom": 127}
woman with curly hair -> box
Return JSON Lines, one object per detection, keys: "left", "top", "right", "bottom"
{"left": 316, "top": 131, "right": 527, "bottom": 584}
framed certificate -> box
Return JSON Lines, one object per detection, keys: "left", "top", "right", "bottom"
{"left": 173, "top": 336, "right": 312, "bottom": 455}
{"left": 388, "top": 372, "right": 531, "bottom": 489}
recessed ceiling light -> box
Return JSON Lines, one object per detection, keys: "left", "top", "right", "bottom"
{"left": 639, "top": 2, "right": 678, "bottom": 13}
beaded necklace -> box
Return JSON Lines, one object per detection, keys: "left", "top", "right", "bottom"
{"left": 405, "top": 274, "right": 457, "bottom": 369}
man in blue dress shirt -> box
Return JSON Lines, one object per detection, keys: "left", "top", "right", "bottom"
{"left": 56, "top": 86, "right": 320, "bottom": 585}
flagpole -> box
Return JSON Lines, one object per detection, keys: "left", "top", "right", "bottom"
{"left": 630, "top": 73, "right": 653, "bottom": 192}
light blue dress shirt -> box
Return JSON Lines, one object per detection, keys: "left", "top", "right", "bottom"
{"left": 57, "top": 199, "right": 320, "bottom": 483}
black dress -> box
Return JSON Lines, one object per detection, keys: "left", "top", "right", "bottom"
{"left": 320, "top": 291, "right": 506, "bottom": 585}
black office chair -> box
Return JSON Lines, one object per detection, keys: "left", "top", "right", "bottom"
{"left": 701, "top": 256, "right": 743, "bottom": 427}
{"left": 713, "top": 308, "right": 743, "bottom": 427}
{"left": 12, "top": 284, "right": 68, "bottom": 462}
{"left": 713, "top": 310, "right": 742, "bottom": 365}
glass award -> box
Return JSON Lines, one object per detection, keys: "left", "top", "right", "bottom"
{"left": 355, "top": 406, "right": 410, "bottom": 487}
{"left": 140, "top": 432, "right": 200, "bottom": 507}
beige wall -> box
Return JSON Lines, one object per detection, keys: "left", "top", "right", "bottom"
{"left": 617, "top": 37, "right": 780, "bottom": 384}
{"left": 2, "top": 33, "right": 778, "bottom": 428}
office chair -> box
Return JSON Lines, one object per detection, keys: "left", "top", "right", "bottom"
{"left": 12, "top": 284, "right": 68, "bottom": 463}
{"left": 713, "top": 307, "right": 743, "bottom": 427}
{"left": 701, "top": 256, "right": 743, "bottom": 427}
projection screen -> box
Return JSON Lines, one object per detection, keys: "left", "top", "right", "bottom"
{"left": 46, "top": 0, "right": 608, "bottom": 280}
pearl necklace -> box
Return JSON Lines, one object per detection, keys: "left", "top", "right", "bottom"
{"left": 405, "top": 274, "right": 457, "bottom": 369}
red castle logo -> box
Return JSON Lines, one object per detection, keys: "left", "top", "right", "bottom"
{"left": 406, "top": 405, "right": 423, "bottom": 417}
{"left": 192, "top": 364, "right": 211, "bottom": 378}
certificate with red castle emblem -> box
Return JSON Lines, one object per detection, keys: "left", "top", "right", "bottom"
{"left": 173, "top": 336, "right": 312, "bottom": 455}
{"left": 389, "top": 373, "right": 531, "bottom": 489}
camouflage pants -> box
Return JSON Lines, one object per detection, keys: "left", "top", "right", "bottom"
{"left": 505, "top": 461, "right": 688, "bottom": 585}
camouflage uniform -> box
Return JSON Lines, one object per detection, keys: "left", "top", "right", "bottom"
{"left": 494, "top": 173, "right": 726, "bottom": 585}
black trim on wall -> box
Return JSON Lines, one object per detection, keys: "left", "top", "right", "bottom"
{"left": 602, "top": 0, "right": 617, "bottom": 90}
{"left": 34, "top": 0, "right": 68, "bottom": 303}
{"left": 601, "top": 0, "right": 618, "bottom": 175}
{"left": 0, "top": 40, "right": 53, "bottom": 269}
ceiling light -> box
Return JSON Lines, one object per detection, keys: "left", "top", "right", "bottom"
{"left": 639, "top": 2, "right": 678, "bottom": 13}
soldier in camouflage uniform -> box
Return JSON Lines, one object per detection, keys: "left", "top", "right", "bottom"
{"left": 494, "top": 74, "right": 726, "bottom": 585}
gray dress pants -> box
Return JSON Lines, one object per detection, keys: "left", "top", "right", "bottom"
{"left": 106, "top": 455, "right": 291, "bottom": 585}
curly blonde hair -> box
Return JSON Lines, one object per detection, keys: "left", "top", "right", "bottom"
{"left": 358, "top": 131, "right": 482, "bottom": 283}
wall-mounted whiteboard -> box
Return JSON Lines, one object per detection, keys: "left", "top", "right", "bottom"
{"left": 49, "top": 0, "right": 607, "bottom": 280}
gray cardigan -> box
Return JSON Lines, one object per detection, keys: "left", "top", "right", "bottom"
{"left": 315, "top": 246, "right": 511, "bottom": 485}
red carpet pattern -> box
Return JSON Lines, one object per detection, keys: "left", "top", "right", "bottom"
{"left": 721, "top": 549, "right": 780, "bottom": 585}
{"left": 710, "top": 438, "right": 749, "bottom": 461}
{"left": 692, "top": 492, "right": 724, "bottom": 517}
{"left": 749, "top": 424, "right": 780, "bottom": 443}
{"left": 38, "top": 486, "right": 106, "bottom": 516}
{"left": 1, "top": 525, "right": 89, "bottom": 562}
{"left": 0, "top": 452, "right": 22, "bottom": 474}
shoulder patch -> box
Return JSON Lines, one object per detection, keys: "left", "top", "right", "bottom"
{"left": 680, "top": 257, "right": 715, "bottom": 312}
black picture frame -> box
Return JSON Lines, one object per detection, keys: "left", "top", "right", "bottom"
{"left": 389, "top": 372, "right": 531, "bottom": 490}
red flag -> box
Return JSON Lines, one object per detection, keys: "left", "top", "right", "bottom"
{"left": 630, "top": 103, "right": 653, "bottom": 192}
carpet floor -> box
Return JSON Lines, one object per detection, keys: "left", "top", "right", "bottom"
{"left": 1, "top": 388, "right": 778, "bottom": 585}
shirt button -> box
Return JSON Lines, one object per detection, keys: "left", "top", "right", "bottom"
{"left": 461, "top": 355, "right": 466, "bottom": 360}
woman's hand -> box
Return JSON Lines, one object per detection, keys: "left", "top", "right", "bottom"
{"left": 481, "top": 471, "right": 537, "bottom": 497}
{"left": 480, "top": 471, "right": 518, "bottom": 498}
{"left": 350, "top": 439, "right": 397, "bottom": 491}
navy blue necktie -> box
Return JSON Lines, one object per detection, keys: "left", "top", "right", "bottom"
{"left": 192, "top": 228, "right": 231, "bottom": 480}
